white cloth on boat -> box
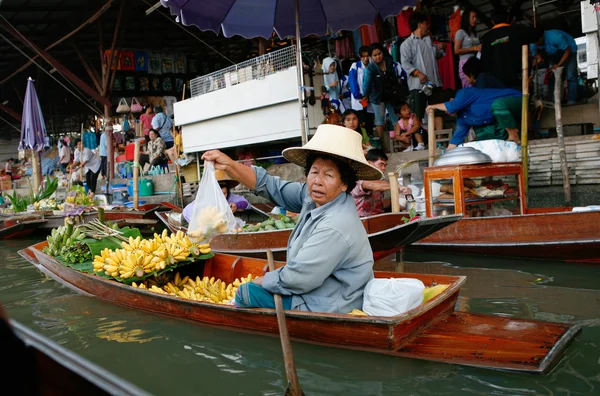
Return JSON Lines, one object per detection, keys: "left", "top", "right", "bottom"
{"left": 363, "top": 278, "right": 424, "bottom": 316}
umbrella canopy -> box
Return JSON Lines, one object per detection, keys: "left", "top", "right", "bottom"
{"left": 19, "top": 77, "right": 47, "bottom": 153}
{"left": 160, "top": 0, "right": 417, "bottom": 39}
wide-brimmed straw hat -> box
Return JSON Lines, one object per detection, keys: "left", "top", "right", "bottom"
{"left": 215, "top": 169, "right": 239, "bottom": 190}
{"left": 282, "top": 125, "right": 383, "bottom": 180}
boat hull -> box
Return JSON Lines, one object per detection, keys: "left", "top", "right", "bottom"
{"left": 19, "top": 242, "right": 580, "bottom": 374}
{"left": 0, "top": 217, "right": 47, "bottom": 239}
{"left": 413, "top": 210, "right": 600, "bottom": 262}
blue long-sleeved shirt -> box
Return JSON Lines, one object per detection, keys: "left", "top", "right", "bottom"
{"left": 445, "top": 87, "right": 522, "bottom": 144}
{"left": 151, "top": 112, "right": 174, "bottom": 143}
{"left": 531, "top": 29, "right": 577, "bottom": 57}
{"left": 253, "top": 166, "right": 374, "bottom": 314}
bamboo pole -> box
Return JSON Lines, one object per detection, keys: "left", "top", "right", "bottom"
{"left": 552, "top": 66, "right": 571, "bottom": 205}
{"left": 427, "top": 108, "right": 436, "bottom": 167}
{"left": 31, "top": 150, "right": 41, "bottom": 192}
{"left": 388, "top": 172, "right": 400, "bottom": 213}
{"left": 174, "top": 85, "right": 186, "bottom": 207}
{"left": 521, "top": 45, "right": 530, "bottom": 198}
{"left": 133, "top": 140, "right": 140, "bottom": 210}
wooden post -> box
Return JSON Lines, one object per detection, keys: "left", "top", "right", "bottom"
{"left": 31, "top": 150, "right": 41, "bottom": 192}
{"left": 388, "top": 172, "right": 400, "bottom": 213}
{"left": 133, "top": 140, "right": 140, "bottom": 210}
{"left": 553, "top": 66, "right": 571, "bottom": 205}
{"left": 427, "top": 108, "right": 436, "bottom": 166}
{"left": 521, "top": 45, "right": 530, "bottom": 198}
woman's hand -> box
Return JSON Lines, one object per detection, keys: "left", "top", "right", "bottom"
{"left": 399, "top": 186, "right": 412, "bottom": 195}
{"left": 202, "top": 150, "right": 234, "bottom": 171}
{"left": 229, "top": 202, "right": 237, "bottom": 213}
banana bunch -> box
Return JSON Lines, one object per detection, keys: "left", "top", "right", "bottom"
{"left": 131, "top": 272, "right": 254, "bottom": 305}
{"left": 44, "top": 225, "right": 86, "bottom": 257}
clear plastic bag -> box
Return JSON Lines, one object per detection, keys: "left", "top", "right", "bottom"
{"left": 362, "top": 278, "right": 425, "bottom": 316}
{"left": 187, "top": 161, "right": 237, "bottom": 243}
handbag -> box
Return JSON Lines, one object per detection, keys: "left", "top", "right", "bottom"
{"left": 116, "top": 97, "right": 130, "bottom": 114}
{"left": 130, "top": 97, "right": 143, "bottom": 113}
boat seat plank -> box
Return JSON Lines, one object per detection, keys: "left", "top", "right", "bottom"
{"left": 394, "top": 312, "right": 581, "bottom": 374}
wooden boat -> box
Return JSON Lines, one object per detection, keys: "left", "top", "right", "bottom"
{"left": 20, "top": 241, "right": 581, "bottom": 374}
{"left": 156, "top": 210, "right": 462, "bottom": 261}
{"left": 412, "top": 162, "right": 600, "bottom": 262}
{"left": 0, "top": 215, "right": 47, "bottom": 239}
{"left": 10, "top": 319, "right": 150, "bottom": 395}
{"left": 102, "top": 203, "right": 164, "bottom": 222}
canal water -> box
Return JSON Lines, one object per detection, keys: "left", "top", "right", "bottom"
{"left": 1, "top": 237, "right": 599, "bottom": 395}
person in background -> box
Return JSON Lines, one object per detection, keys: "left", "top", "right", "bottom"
{"left": 151, "top": 105, "right": 174, "bottom": 149}
{"left": 322, "top": 57, "right": 341, "bottom": 102}
{"left": 182, "top": 170, "right": 250, "bottom": 223}
{"left": 394, "top": 102, "right": 425, "bottom": 151}
{"left": 351, "top": 149, "right": 411, "bottom": 217}
{"left": 454, "top": 9, "right": 481, "bottom": 88}
{"left": 480, "top": 8, "right": 538, "bottom": 90}
{"left": 166, "top": 125, "right": 182, "bottom": 165}
{"left": 348, "top": 46, "right": 375, "bottom": 135}
{"left": 140, "top": 129, "right": 168, "bottom": 169}
{"left": 58, "top": 139, "right": 71, "bottom": 174}
{"left": 342, "top": 109, "right": 372, "bottom": 152}
{"left": 98, "top": 130, "right": 108, "bottom": 179}
{"left": 139, "top": 105, "right": 155, "bottom": 139}
{"left": 461, "top": 57, "right": 505, "bottom": 89}
{"left": 426, "top": 87, "right": 522, "bottom": 148}
{"left": 72, "top": 138, "right": 101, "bottom": 195}
{"left": 532, "top": 29, "right": 578, "bottom": 104}
{"left": 41, "top": 146, "right": 59, "bottom": 176}
{"left": 364, "top": 43, "right": 404, "bottom": 152}
{"left": 400, "top": 12, "right": 448, "bottom": 132}
{"left": 5, "top": 158, "right": 14, "bottom": 179}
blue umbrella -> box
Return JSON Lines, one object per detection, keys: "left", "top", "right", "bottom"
{"left": 20, "top": 77, "right": 47, "bottom": 152}
{"left": 20, "top": 77, "right": 47, "bottom": 191}
{"left": 160, "top": 0, "right": 416, "bottom": 144}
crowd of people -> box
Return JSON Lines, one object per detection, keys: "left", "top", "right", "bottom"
{"left": 319, "top": 7, "right": 580, "bottom": 153}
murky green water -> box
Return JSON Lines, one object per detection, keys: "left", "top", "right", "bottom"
{"left": 2, "top": 237, "right": 599, "bottom": 395}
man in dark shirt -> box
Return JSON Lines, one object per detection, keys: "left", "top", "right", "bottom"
{"left": 481, "top": 9, "right": 538, "bottom": 90}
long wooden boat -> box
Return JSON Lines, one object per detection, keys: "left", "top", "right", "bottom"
{"left": 157, "top": 211, "right": 462, "bottom": 261}
{"left": 412, "top": 162, "right": 600, "bottom": 262}
{"left": 10, "top": 319, "right": 150, "bottom": 395}
{"left": 102, "top": 203, "right": 164, "bottom": 222}
{"left": 0, "top": 215, "right": 47, "bottom": 239}
{"left": 20, "top": 241, "right": 581, "bottom": 374}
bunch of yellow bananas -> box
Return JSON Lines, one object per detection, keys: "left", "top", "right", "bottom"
{"left": 131, "top": 272, "right": 254, "bottom": 305}
{"left": 91, "top": 231, "right": 211, "bottom": 280}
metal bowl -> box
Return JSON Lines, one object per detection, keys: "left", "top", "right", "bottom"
{"left": 434, "top": 146, "right": 493, "bottom": 166}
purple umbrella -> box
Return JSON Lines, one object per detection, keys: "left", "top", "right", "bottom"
{"left": 20, "top": 77, "right": 47, "bottom": 191}
{"left": 160, "top": 0, "right": 416, "bottom": 144}
{"left": 20, "top": 77, "right": 47, "bottom": 152}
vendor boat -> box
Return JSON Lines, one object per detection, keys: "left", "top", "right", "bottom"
{"left": 156, "top": 209, "right": 461, "bottom": 262}
{"left": 10, "top": 319, "right": 150, "bottom": 395}
{"left": 0, "top": 215, "right": 47, "bottom": 239}
{"left": 19, "top": 241, "right": 581, "bottom": 374}
{"left": 411, "top": 162, "right": 600, "bottom": 262}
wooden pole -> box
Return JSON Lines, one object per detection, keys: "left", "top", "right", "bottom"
{"left": 133, "top": 140, "right": 140, "bottom": 210}
{"left": 521, "top": 45, "right": 530, "bottom": 198}
{"left": 427, "top": 108, "right": 436, "bottom": 166}
{"left": 174, "top": 85, "right": 186, "bottom": 207}
{"left": 552, "top": 66, "right": 571, "bottom": 205}
{"left": 388, "top": 172, "right": 400, "bottom": 213}
{"left": 266, "top": 250, "right": 303, "bottom": 396}
{"left": 31, "top": 150, "right": 41, "bottom": 192}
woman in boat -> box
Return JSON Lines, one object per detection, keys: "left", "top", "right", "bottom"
{"left": 201, "top": 124, "right": 382, "bottom": 314}
{"left": 182, "top": 170, "right": 250, "bottom": 223}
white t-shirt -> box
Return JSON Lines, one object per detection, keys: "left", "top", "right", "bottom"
{"left": 59, "top": 146, "right": 71, "bottom": 164}
{"left": 74, "top": 148, "right": 101, "bottom": 174}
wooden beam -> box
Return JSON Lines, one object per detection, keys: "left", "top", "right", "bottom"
{"left": 102, "top": 0, "right": 126, "bottom": 95}
{"left": 0, "top": 18, "right": 112, "bottom": 107}
{"left": 0, "top": 1, "right": 113, "bottom": 86}
{"left": 72, "top": 43, "right": 103, "bottom": 93}
{"left": 11, "top": 81, "right": 24, "bottom": 105}
{"left": 0, "top": 103, "right": 22, "bottom": 123}
{"left": 98, "top": 19, "right": 106, "bottom": 90}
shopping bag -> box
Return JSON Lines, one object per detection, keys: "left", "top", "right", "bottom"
{"left": 362, "top": 278, "right": 425, "bottom": 316}
{"left": 187, "top": 161, "right": 237, "bottom": 243}
{"left": 116, "top": 97, "right": 130, "bottom": 113}
{"left": 130, "top": 97, "right": 143, "bottom": 113}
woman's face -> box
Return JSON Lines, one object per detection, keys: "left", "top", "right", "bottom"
{"left": 469, "top": 11, "right": 477, "bottom": 27}
{"left": 371, "top": 49, "right": 384, "bottom": 64}
{"left": 146, "top": 107, "right": 152, "bottom": 114}
{"left": 400, "top": 104, "right": 412, "bottom": 118}
{"left": 307, "top": 158, "right": 348, "bottom": 207}
{"left": 219, "top": 185, "right": 228, "bottom": 198}
{"left": 149, "top": 131, "right": 158, "bottom": 140}
{"left": 343, "top": 113, "right": 360, "bottom": 131}
{"left": 328, "top": 63, "right": 336, "bottom": 73}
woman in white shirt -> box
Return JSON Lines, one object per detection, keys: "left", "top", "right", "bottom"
{"left": 72, "top": 138, "right": 101, "bottom": 195}
{"left": 454, "top": 9, "right": 481, "bottom": 88}
{"left": 59, "top": 140, "right": 71, "bottom": 173}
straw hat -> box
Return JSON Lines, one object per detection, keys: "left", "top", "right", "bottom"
{"left": 215, "top": 169, "right": 239, "bottom": 190}
{"left": 282, "top": 125, "right": 382, "bottom": 180}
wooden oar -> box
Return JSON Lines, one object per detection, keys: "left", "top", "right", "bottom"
{"left": 266, "top": 250, "right": 303, "bottom": 396}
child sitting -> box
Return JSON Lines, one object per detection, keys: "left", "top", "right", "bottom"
{"left": 394, "top": 102, "right": 426, "bottom": 151}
